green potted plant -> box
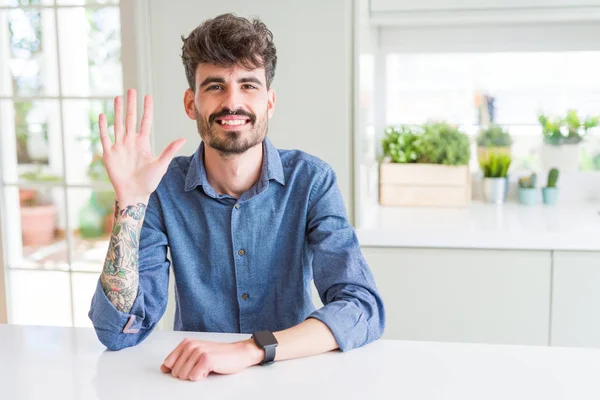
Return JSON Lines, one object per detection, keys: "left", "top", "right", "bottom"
{"left": 479, "top": 152, "right": 511, "bottom": 204}
{"left": 381, "top": 125, "right": 420, "bottom": 164}
{"left": 542, "top": 168, "right": 560, "bottom": 205}
{"left": 517, "top": 173, "right": 537, "bottom": 205}
{"left": 539, "top": 110, "right": 599, "bottom": 172}
{"left": 476, "top": 124, "right": 512, "bottom": 164}
{"left": 416, "top": 122, "right": 471, "bottom": 166}
{"left": 19, "top": 168, "right": 62, "bottom": 246}
{"left": 380, "top": 122, "right": 472, "bottom": 207}
{"left": 564, "top": 110, "right": 599, "bottom": 143}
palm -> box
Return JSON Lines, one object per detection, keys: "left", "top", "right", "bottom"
{"left": 99, "top": 89, "right": 186, "bottom": 201}
{"left": 104, "top": 139, "right": 160, "bottom": 196}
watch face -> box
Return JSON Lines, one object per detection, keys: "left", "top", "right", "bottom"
{"left": 254, "top": 330, "right": 278, "bottom": 347}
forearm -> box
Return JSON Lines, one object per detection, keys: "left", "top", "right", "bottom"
{"left": 273, "top": 318, "right": 339, "bottom": 361}
{"left": 242, "top": 318, "right": 339, "bottom": 366}
{"left": 99, "top": 198, "right": 149, "bottom": 313}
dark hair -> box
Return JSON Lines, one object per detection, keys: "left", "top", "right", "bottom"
{"left": 181, "top": 13, "right": 277, "bottom": 91}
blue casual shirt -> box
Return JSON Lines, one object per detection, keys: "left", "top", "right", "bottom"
{"left": 89, "top": 138, "right": 385, "bottom": 351}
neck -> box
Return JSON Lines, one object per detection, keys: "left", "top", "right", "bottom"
{"left": 203, "top": 142, "right": 264, "bottom": 199}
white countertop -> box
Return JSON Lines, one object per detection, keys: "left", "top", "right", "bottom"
{"left": 356, "top": 202, "right": 600, "bottom": 251}
{"left": 2, "top": 324, "right": 600, "bottom": 399}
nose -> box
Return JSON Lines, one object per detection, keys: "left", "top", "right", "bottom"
{"left": 219, "top": 86, "right": 244, "bottom": 112}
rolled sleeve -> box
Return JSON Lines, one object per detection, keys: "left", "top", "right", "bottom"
{"left": 306, "top": 166, "right": 386, "bottom": 352}
{"left": 88, "top": 191, "right": 171, "bottom": 351}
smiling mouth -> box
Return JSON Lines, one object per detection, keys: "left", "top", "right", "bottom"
{"left": 215, "top": 118, "right": 251, "bottom": 128}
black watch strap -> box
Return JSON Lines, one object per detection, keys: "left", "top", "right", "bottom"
{"left": 252, "top": 331, "right": 278, "bottom": 366}
{"left": 262, "top": 343, "right": 276, "bottom": 365}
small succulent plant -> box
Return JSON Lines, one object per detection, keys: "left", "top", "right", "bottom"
{"left": 546, "top": 168, "right": 559, "bottom": 188}
{"left": 518, "top": 173, "right": 537, "bottom": 189}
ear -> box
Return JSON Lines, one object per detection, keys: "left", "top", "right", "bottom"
{"left": 183, "top": 88, "right": 196, "bottom": 119}
{"left": 267, "top": 88, "right": 276, "bottom": 119}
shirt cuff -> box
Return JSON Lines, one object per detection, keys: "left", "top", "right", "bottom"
{"left": 307, "top": 301, "right": 368, "bottom": 352}
{"left": 88, "top": 279, "right": 146, "bottom": 336}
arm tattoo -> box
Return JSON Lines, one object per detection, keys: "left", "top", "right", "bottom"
{"left": 100, "top": 200, "right": 147, "bottom": 313}
{"left": 115, "top": 200, "right": 147, "bottom": 221}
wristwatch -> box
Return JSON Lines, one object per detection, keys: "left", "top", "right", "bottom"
{"left": 252, "top": 330, "right": 278, "bottom": 366}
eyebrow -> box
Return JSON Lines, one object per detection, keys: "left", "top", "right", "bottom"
{"left": 199, "top": 76, "right": 263, "bottom": 87}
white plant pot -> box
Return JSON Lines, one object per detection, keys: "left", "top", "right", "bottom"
{"left": 483, "top": 177, "right": 508, "bottom": 204}
{"left": 541, "top": 143, "right": 580, "bottom": 173}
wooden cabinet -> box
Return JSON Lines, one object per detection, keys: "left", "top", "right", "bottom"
{"left": 362, "top": 247, "right": 552, "bottom": 346}
{"left": 551, "top": 251, "right": 600, "bottom": 348}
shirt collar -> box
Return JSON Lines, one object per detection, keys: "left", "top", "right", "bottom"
{"left": 184, "top": 137, "right": 285, "bottom": 193}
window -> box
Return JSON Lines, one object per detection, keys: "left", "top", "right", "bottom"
{"left": 0, "top": 0, "right": 122, "bottom": 326}
{"left": 385, "top": 51, "right": 600, "bottom": 172}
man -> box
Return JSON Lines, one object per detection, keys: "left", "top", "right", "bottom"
{"left": 89, "top": 13, "right": 385, "bottom": 381}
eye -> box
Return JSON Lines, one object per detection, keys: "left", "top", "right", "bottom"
{"left": 206, "top": 85, "right": 223, "bottom": 91}
{"left": 242, "top": 84, "right": 257, "bottom": 90}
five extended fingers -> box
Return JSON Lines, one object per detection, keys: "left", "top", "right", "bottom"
{"left": 102, "top": 90, "right": 160, "bottom": 152}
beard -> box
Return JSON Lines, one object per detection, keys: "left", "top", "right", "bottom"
{"left": 195, "top": 106, "right": 268, "bottom": 157}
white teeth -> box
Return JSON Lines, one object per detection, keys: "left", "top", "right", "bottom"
{"left": 220, "top": 119, "right": 247, "bottom": 126}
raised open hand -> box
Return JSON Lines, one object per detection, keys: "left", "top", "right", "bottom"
{"left": 99, "top": 89, "right": 186, "bottom": 205}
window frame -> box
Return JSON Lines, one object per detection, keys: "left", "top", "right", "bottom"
{"left": 353, "top": 15, "right": 600, "bottom": 229}
{"left": 0, "top": 0, "right": 150, "bottom": 326}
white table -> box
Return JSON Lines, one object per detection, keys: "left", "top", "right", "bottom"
{"left": 2, "top": 324, "right": 600, "bottom": 399}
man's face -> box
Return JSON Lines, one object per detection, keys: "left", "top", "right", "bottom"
{"left": 185, "top": 63, "right": 275, "bottom": 156}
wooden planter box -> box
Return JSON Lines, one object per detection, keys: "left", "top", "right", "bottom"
{"left": 379, "top": 163, "right": 471, "bottom": 207}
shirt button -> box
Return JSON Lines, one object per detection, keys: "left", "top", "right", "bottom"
{"left": 235, "top": 203, "right": 240, "bottom": 209}
{"left": 241, "top": 293, "right": 249, "bottom": 300}
{"left": 238, "top": 249, "right": 245, "bottom": 256}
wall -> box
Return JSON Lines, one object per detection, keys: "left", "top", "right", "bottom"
{"left": 145, "top": 0, "right": 355, "bottom": 214}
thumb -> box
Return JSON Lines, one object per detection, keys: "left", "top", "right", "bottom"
{"left": 158, "top": 138, "right": 187, "bottom": 165}
{"left": 160, "top": 364, "right": 171, "bottom": 374}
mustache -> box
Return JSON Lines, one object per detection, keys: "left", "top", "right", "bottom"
{"left": 209, "top": 108, "right": 256, "bottom": 125}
